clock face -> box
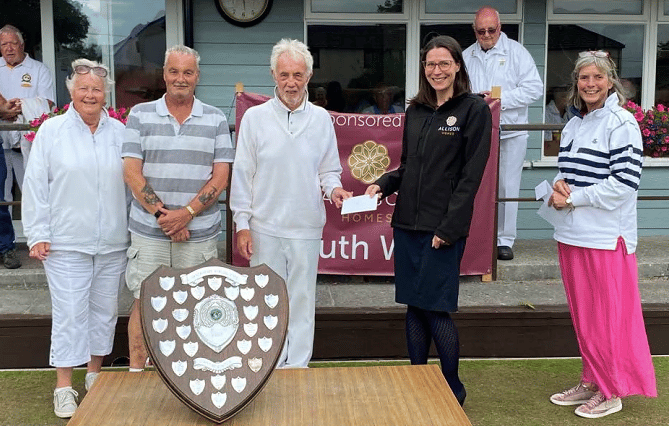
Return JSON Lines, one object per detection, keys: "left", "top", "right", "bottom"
{"left": 217, "top": 0, "right": 272, "bottom": 26}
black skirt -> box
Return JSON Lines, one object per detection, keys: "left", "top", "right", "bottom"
{"left": 393, "top": 228, "right": 465, "bottom": 312}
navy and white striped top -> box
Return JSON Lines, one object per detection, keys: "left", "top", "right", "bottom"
{"left": 553, "top": 93, "right": 643, "bottom": 253}
{"left": 122, "top": 95, "right": 235, "bottom": 242}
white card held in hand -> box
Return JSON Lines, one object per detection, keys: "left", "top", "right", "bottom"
{"left": 341, "top": 194, "right": 378, "bottom": 215}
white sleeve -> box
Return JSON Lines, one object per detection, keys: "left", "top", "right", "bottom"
{"left": 229, "top": 113, "right": 257, "bottom": 231}
{"left": 501, "top": 46, "right": 543, "bottom": 110}
{"left": 21, "top": 124, "right": 52, "bottom": 247}
{"left": 318, "top": 116, "right": 343, "bottom": 198}
{"left": 36, "top": 63, "right": 55, "bottom": 103}
{"left": 570, "top": 120, "right": 643, "bottom": 210}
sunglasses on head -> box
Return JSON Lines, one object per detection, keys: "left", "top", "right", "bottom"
{"left": 578, "top": 50, "right": 609, "bottom": 59}
{"left": 74, "top": 64, "right": 108, "bottom": 78}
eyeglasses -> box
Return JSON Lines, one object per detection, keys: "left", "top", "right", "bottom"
{"left": 74, "top": 64, "right": 108, "bottom": 78}
{"left": 475, "top": 27, "right": 499, "bottom": 36}
{"left": 578, "top": 50, "right": 609, "bottom": 59}
{"left": 422, "top": 60, "right": 456, "bottom": 71}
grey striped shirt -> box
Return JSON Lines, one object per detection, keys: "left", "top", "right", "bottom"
{"left": 122, "top": 95, "right": 234, "bottom": 241}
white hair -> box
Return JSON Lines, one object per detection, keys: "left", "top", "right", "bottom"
{"left": 65, "top": 58, "right": 114, "bottom": 94}
{"left": 164, "top": 45, "right": 201, "bottom": 69}
{"left": 0, "top": 25, "right": 24, "bottom": 45}
{"left": 270, "top": 39, "right": 313, "bottom": 75}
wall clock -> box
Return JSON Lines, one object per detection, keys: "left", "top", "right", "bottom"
{"left": 215, "top": 0, "right": 273, "bottom": 27}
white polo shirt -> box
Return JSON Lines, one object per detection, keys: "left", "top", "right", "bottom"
{"left": 0, "top": 54, "right": 55, "bottom": 102}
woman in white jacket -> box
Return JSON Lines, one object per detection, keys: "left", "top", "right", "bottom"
{"left": 22, "top": 59, "right": 129, "bottom": 419}
{"left": 547, "top": 51, "right": 656, "bottom": 419}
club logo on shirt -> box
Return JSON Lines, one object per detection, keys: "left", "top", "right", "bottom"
{"left": 499, "top": 59, "right": 506, "bottom": 67}
{"left": 21, "top": 73, "right": 32, "bottom": 87}
{"left": 438, "top": 116, "right": 460, "bottom": 135}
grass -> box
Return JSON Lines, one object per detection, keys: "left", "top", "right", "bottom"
{"left": 1, "top": 357, "right": 667, "bottom": 426}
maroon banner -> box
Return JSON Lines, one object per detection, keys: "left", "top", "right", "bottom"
{"left": 233, "top": 92, "right": 500, "bottom": 277}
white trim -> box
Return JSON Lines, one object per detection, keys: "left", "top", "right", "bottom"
{"left": 406, "top": 0, "right": 420, "bottom": 101}
{"left": 660, "top": 0, "right": 669, "bottom": 21}
{"left": 40, "top": 0, "right": 56, "bottom": 103}
{"left": 166, "top": 0, "right": 184, "bottom": 47}
{"left": 533, "top": 157, "right": 669, "bottom": 167}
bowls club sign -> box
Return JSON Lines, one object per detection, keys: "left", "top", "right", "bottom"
{"left": 140, "top": 259, "right": 288, "bottom": 423}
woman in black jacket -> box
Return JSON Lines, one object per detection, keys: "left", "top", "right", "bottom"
{"left": 366, "top": 35, "right": 491, "bottom": 406}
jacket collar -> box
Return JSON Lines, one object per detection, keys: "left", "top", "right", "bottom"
{"left": 471, "top": 32, "right": 510, "bottom": 57}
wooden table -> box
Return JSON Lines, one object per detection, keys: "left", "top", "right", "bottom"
{"left": 68, "top": 365, "right": 471, "bottom": 425}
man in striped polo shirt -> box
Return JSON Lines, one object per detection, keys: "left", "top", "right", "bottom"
{"left": 122, "top": 45, "right": 235, "bottom": 371}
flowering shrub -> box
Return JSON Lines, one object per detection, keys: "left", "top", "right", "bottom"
{"left": 624, "top": 101, "right": 669, "bottom": 157}
{"left": 24, "top": 104, "right": 130, "bottom": 142}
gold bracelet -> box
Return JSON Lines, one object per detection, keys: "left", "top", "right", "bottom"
{"left": 185, "top": 205, "right": 196, "bottom": 218}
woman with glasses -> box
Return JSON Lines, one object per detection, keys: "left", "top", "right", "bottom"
{"left": 547, "top": 50, "right": 656, "bottom": 418}
{"left": 365, "top": 36, "right": 491, "bottom": 406}
{"left": 22, "top": 59, "right": 130, "bottom": 418}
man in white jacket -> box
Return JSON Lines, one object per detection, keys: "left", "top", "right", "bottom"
{"left": 231, "top": 39, "right": 351, "bottom": 368}
{"left": 463, "top": 7, "right": 543, "bottom": 260}
{"left": 0, "top": 25, "right": 54, "bottom": 197}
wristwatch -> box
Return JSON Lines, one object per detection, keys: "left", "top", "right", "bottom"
{"left": 185, "top": 205, "right": 196, "bottom": 218}
{"left": 154, "top": 210, "right": 164, "bottom": 219}
{"left": 565, "top": 196, "right": 573, "bottom": 208}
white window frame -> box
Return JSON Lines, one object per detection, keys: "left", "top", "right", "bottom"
{"left": 539, "top": 0, "right": 669, "bottom": 164}
{"left": 305, "top": 0, "right": 523, "bottom": 104}
{"left": 39, "top": 0, "right": 179, "bottom": 106}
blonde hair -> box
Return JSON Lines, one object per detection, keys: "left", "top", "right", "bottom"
{"left": 568, "top": 52, "right": 625, "bottom": 112}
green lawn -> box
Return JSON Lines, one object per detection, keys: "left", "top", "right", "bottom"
{"left": 1, "top": 357, "right": 667, "bottom": 426}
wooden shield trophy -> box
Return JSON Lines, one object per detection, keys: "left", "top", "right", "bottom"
{"left": 140, "top": 258, "right": 288, "bottom": 423}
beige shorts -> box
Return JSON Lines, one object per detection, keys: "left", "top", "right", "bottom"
{"left": 125, "top": 233, "right": 218, "bottom": 299}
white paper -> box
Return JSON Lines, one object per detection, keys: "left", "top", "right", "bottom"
{"left": 534, "top": 180, "right": 573, "bottom": 228}
{"left": 341, "top": 195, "right": 378, "bottom": 215}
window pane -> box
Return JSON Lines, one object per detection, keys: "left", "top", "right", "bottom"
{"left": 656, "top": 25, "right": 669, "bottom": 105}
{"left": 425, "top": 0, "right": 517, "bottom": 14}
{"left": 311, "top": 0, "right": 403, "bottom": 14}
{"left": 665, "top": 1, "right": 669, "bottom": 15}
{"left": 1, "top": 3, "right": 43, "bottom": 61}
{"left": 307, "top": 25, "right": 406, "bottom": 113}
{"left": 553, "top": 0, "right": 642, "bottom": 15}
{"left": 420, "top": 24, "right": 519, "bottom": 52}
{"left": 54, "top": 0, "right": 166, "bottom": 108}
{"left": 544, "top": 24, "right": 644, "bottom": 155}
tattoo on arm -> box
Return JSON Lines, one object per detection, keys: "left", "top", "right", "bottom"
{"left": 198, "top": 186, "right": 218, "bottom": 206}
{"left": 141, "top": 184, "right": 161, "bottom": 205}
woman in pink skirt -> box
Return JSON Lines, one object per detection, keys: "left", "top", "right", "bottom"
{"left": 547, "top": 50, "right": 657, "bottom": 419}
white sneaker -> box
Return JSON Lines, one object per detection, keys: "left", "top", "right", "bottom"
{"left": 85, "top": 372, "right": 99, "bottom": 391}
{"left": 53, "top": 387, "right": 78, "bottom": 418}
{"left": 575, "top": 392, "right": 622, "bottom": 419}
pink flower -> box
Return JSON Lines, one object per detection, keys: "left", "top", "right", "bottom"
{"left": 25, "top": 132, "right": 36, "bottom": 142}
{"left": 663, "top": 146, "right": 668, "bottom": 151}
{"left": 63, "top": 103, "right": 69, "bottom": 111}
{"left": 658, "top": 104, "right": 666, "bottom": 112}
{"left": 634, "top": 112, "right": 644, "bottom": 122}
{"left": 642, "top": 129, "right": 651, "bottom": 137}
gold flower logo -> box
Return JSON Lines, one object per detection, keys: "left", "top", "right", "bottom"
{"left": 348, "top": 140, "right": 391, "bottom": 184}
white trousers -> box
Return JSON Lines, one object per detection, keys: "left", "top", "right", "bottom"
{"left": 3, "top": 148, "right": 23, "bottom": 204}
{"left": 250, "top": 230, "right": 320, "bottom": 368}
{"left": 44, "top": 250, "right": 127, "bottom": 367}
{"left": 497, "top": 134, "right": 528, "bottom": 248}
